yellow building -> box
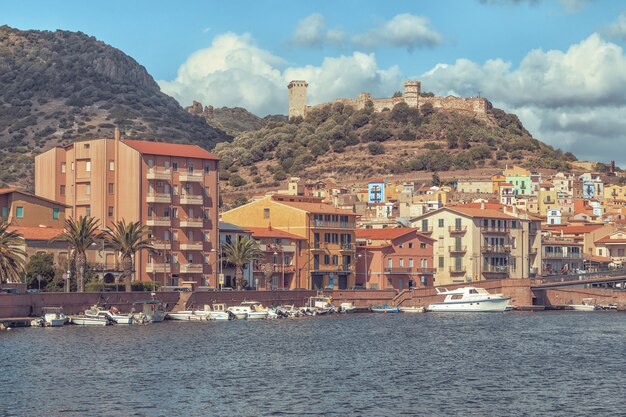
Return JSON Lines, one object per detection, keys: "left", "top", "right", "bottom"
{"left": 456, "top": 179, "right": 494, "bottom": 194}
{"left": 604, "top": 184, "right": 626, "bottom": 201}
{"left": 537, "top": 182, "right": 558, "bottom": 216}
{"left": 222, "top": 194, "right": 358, "bottom": 290}
{"left": 410, "top": 204, "right": 541, "bottom": 285}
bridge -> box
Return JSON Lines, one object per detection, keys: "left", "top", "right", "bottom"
{"left": 530, "top": 269, "right": 626, "bottom": 290}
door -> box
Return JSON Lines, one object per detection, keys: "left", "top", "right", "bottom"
{"left": 338, "top": 275, "right": 347, "bottom": 289}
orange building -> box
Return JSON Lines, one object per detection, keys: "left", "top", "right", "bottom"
{"left": 0, "top": 189, "right": 68, "bottom": 228}
{"left": 355, "top": 228, "right": 435, "bottom": 290}
{"left": 34, "top": 132, "right": 220, "bottom": 287}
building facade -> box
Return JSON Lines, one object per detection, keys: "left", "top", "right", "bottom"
{"left": 0, "top": 189, "right": 68, "bottom": 228}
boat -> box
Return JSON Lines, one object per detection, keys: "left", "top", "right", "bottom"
{"left": 239, "top": 301, "right": 269, "bottom": 320}
{"left": 370, "top": 304, "right": 400, "bottom": 313}
{"left": 275, "top": 305, "right": 301, "bottom": 318}
{"left": 227, "top": 306, "right": 249, "bottom": 319}
{"left": 427, "top": 286, "right": 510, "bottom": 313}
{"left": 398, "top": 306, "right": 425, "bottom": 313}
{"left": 339, "top": 302, "right": 357, "bottom": 313}
{"left": 166, "top": 311, "right": 206, "bottom": 321}
{"left": 70, "top": 315, "right": 111, "bottom": 326}
{"left": 133, "top": 299, "right": 167, "bottom": 323}
{"left": 85, "top": 305, "right": 134, "bottom": 324}
{"left": 203, "top": 304, "right": 233, "bottom": 321}
{"left": 570, "top": 298, "right": 598, "bottom": 311}
{"left": 42, "top": 307, "right": 67, "bottom": 327}
{"left": 307, "top": 295, "right": 335, "bottom": 315}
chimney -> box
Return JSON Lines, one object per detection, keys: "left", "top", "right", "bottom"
{"left": 480, "top": 201, "right": 485, "bottom": 210}
{"left": 114, "top": 127, "right": 120, "bottom": 142}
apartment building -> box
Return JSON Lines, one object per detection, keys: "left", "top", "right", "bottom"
{"left": 541, "top": 238, "right": 583, "bottom": 275}
{"left": 0, "top": 188, "right": 68, "bottom": 228}
{"left": 410, "top": 204, "right": 541, "bottom": 285}
{"left": 34, "top": 133, "right": 220, "bottom": 287}
{"left": 222, "top": 195, "right": 358, "bottom": 290}
{"left": 355, "top": 228, "right": 434, "bottom": 290}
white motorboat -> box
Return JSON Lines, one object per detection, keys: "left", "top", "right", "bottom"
{"left": 339, "top": 302, "right": 357, "bottom": 313}
{"left": 85, "top": 306, "right": 134, "bottom": 325}
{"left": 227, "top": 306, "right": 249, "bottom": 319}
{"left": 239, "top": 301, "right": 269, "bottom": 320}
{"left": 134, "top": 299, "right": 167, "bottom": 323}
{"left": 204, "top": 304, "right": 232, "bottom": 320}
{"left": 166, "top": 311, "right": 206, "bottom": 321}
{"left": 571, "top": 298, "right": 597, "bottom": 311}
{"left": 71, "top": 315, "right": 111, "bottom": 326}
{"left": 398, "top": 306, "right": 425, "bottom": 313}
{"left": 42, "top": 307, "right": 67, "bottom": 327}
{"left": 308, "top": 295, "right": 335, "bottom": 315}
{"left": 427, "top": 286, "right": 510, "bottom": 313}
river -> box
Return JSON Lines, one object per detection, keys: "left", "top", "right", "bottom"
{"left": 1, "top": 312, "right": 625, "bottom": 416}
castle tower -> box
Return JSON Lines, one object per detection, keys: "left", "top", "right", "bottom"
{"left": 404, "top": 80, "right": 421, "bottom": 108}
{"left": 288, "top": 80, "right": 308, "bottom": 119}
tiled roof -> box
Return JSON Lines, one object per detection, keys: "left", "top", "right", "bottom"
{"left": 544, "top": 225, "right": 604, "bottom": 234}
{"left": 0, "top": 189, "right": 70, "bottom": 207}
{"left": 274, "top": 200, "right": 356, "bottom": 215}
{"left": 122, "top": 139, "right": 219, "bottom": 160}
{"left": 0, "top": 188, "right": 17, "bottom": 195}
{"left": 595, "top": 235, "right": 626, "bottom": 244}
{"left": 8, "top": 226, "right": 64, "bottom": 241}
{"left": 355, "top": 228, "right": 417, "bottom": 240}
{"left": 446, "top": 206, "right": 518, "bottom": 220}
{"left": 583, "top": 254, "right": 612, "bottom": 263}
{"left": 452, "top": 202, "right": 505, "bottom": 210}
{"left": 247, "top": 227, "right": 304, "bottom": 240}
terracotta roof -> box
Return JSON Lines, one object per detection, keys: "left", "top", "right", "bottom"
{"left": 583, "top": 254, "right": 612, "bottom": 263}
{"left": 0, "top": 188, "right": 70, "bottom": 207}
{"left": 0, "top": 188, "right": 17, "bottom": 195}
{"left": 122, "top": 139, "right": 219, "bottom": 160}
{"left": 8, "top": 226, "right": 64, "bottom": 240}
{"left": 544, "top": 225, "right": 604, "bottom": 234}
{"left": 247, "top": 227, "right": 304, "bottom": 240}
{"left": 596, "top": 235, "right": 626, "bottom": 244}
{"left": 356, "top": 228, "right": 417, "bottom": 241}
{"left": 453, "top": 202, "right": 505, "bottom": 210}
{"left": 446, "top": 206, "right": 518, "bottom": 220}
{"left": 539, "top": 182, "right": 554, "bottom": 187}
{"left": 274, "top": 200, "right": 356, "bottom": 215}
{"left": 542, "top": 240, "right": 583, "bottom": 246}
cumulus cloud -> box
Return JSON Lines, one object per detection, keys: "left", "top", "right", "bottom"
{"left": 353, "top": 14, "right": 443, "bottom": 51}
{"left": 291, "top": 13, "right": 345, "bottom": 47}
{"left": 421, "top": 34, "right": 626, "bottom": 164}
{"left": 479, "top": 0, "right": 591, "bottom": 13}
{"left": 158, "top": 32, "right": 401, "bottom": 116}
{"left": 604, "top": 12, "right": 626, "bottom": 41}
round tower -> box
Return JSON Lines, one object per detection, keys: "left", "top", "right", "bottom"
{"left": 288, "top": 80, "right": 308, "bottom": 119}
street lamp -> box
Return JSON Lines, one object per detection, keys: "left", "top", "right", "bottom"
{"left": 274, "top": 247, "right": 285, "bottom": 290}
{"left": 357, "top": 250, "right": 368, "bottom": 288}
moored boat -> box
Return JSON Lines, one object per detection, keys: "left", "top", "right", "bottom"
{"left": 70, "top": 315, "right": 111, "bottom": 326}
{"left": 570, "top": 298, "right": 597, "bottom": 311}
{"left": 204, "top": 304, "right": 233, "bottom": 320}
{"left": 339, "top": 302, "right": 357, "bottom": 313}
{"left": 85, "top": 305, "right": 134, "bottom": 324}
{"left": 370, "top": 304, "right": 400, "bottom": 313}
{"left": 427, "top": 286, "right": 510, "bottom": 313}
{"left": 398, "top": 306, "right": 425, "bottom": 313}
{"left": 166, "top": 311, "right": 206, "bottom": 321}
{"left": 42, "top": 307, "right": 67, "bottom": 327}
{"left": 227, "top": 306, "right": 249, "bottom": 319}
{"left": 134, "top": 299, "right": 167, "bottom": 323}
{"left": 240, "top": 301, "right": 269, "bottom": 320}
{"left": 307, "top": 294, "right": 335, "bottom": 315}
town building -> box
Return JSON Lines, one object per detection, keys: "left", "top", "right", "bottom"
{"left": 541, "top": 238, "right": 583, "bottom": 275}
{"left": 504, "top": 165, "right": 532, "bottom": 196}
{"left": 219, "top": 222, "right": 253, "bottom": 289}
{"left": 0, "top": 189, "right": 68, "bottom": 228}
{"left": 34, "top": 132, "right": 220, "bottom": 287}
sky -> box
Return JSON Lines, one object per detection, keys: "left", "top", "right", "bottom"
{"left": 2, "top": 0, "right": 626, "bottom": 164}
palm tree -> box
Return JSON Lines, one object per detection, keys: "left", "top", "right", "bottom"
{"left": 103, "top": 220, "right": 154, "bottom": 292}
{"left": 222, "top": 237, "right": 263, "bottom": 290}
{"left": 51, "top": 216, "right": 99, "bottom": 292}
{"left": 0, "top": 224, "right": 26, "bottom": 284}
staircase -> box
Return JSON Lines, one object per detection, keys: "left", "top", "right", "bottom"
{"left": 392, "top": 289, "right": 412, "bottom": 307}
{"left": 171, "top": 292, "right": 192, "bottom": 312}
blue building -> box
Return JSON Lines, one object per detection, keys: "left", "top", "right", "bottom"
{"left": 368, "top": 179, "right": 386, "bottom": 203}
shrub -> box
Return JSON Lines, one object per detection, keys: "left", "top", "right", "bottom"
{"left": 229, "top": 174, "right": 247, "bottom": 187}
{"left": 368, "top": 143, "right": 385, "bottom": 155}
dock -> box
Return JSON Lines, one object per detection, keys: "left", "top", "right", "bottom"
{"left": 0, "top": 317, "right": 35, "bottom": 328}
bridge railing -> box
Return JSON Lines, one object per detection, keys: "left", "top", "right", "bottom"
{"left": 531, "top": 268, "right": 626, "bottom": 285}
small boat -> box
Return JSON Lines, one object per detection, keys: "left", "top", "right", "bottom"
{"left": 204, "top": 304, "right": 233, "bottom": 321}
{"left": 133, "top": 299, "right": 167, "bottom": 323}
{"left": 240, "top": 301, "right": 269, "bottom": 320}
{"left": 307, "top": 295, "right": 335, "bottom": 315}
{"left": 166, "top": 311, "right": 206, "bottom": 321}
{"left": 427, "top": 286, "right": 510, "bottom": 313}
{"left": 570, "top": 298, "right": 597, "bottom": 311}
{"left": 370, "top": 304, "right": 400, "bottom": 313}
{"left": 85, "top": 305, "right": 134, "bottom": 325}
{"left": 42, "top": 307, "right": 67, "bottom": 327}
{"left": 227, "top": 306, "right": 249, "bottom": 319}
{"left": 398, "top": 306, "right": 425, "bottom": 313}
{"left": 339, "top": 302, "right": 357, "bottom": 313}
{"left": 275, "top": 305, "right": 301, "bottom": 318}
{"left": 70, "top": 315, "right": 111, "bottom": 326}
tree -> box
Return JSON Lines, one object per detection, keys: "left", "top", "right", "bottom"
{"left": 0, "top": 224, "right": 26, "bottom": 284}
{"left": 431, "top": 173, "right": 441, "bottom": 187}
{"left": 222, "top": 237, "right": 263, "bottom": 290}
{"left": 25, "top": 252, "right": 56, "bottom": 290}
{"left": 51, "top": 216, "right": 99, "bottom": 292}
{"left": 104, "top": 220, "right": 154, "bottom": 292}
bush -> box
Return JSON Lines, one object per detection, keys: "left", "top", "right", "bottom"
{"left": 361, "top": 127, "right": 392, "bottom": 142}
{"left": 229, "top": 174, "right": 247, "bottom": 187}
{"left": 368, "top": 143, "right": 385, "bottom": 155}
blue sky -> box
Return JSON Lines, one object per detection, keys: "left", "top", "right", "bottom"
{"left": 2, "top": 0, "right": 626, "bottom": 164}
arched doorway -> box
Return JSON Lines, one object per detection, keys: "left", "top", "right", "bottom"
{"left": 103, "top": 273, "right": 116, "bottom": 284}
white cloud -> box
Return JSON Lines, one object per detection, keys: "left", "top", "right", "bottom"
{"left": 291, "top": 14, "right": 345, "bottom": 47}
{"left": 479, "top": 0, "right": 592, "bottom": 13}
{"left": 420, "top": 34, "right": 626, "bottom": 164}
{"left": 158, "top": 32, "right": 402, "bottom": 116}
{"left": 604, "top": 12, "right": 626, "bottom": 41}
{"left": 353, "top": 14, "right": 443, "bottom": 51}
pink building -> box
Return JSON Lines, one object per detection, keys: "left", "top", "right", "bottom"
{"left": 355, "top": 228, "right": 435, "bottom": 290}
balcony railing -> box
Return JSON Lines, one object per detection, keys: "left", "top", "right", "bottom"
{"left": 146, "top": 217, "right": 171, "bottom": 227}
{"left": 449, "top": 226, "right": 467, "bottom": 234}
{"left": 179, "top": 217, "right": 204, "bottom": 228}
{"left": 151, "top": 240, "right": 171, "bottom": 250}
{"left": 417, "top": 267, "right": 436, "bottom": 274}
{"left": 481, "top": 245, "right": 511, "bottom": 254}
{"left": 146, "top": 263, "right": 168, "bottom": 273}
{"left": 180, "top": 263, "right": 203, "bottom": 273}
{"left": 254, "top": 264, "right": 296, "bottom": 273}
{"left": 481, "top": 226, "right": 510, "bottom": 234}
{"left": 483, "top": 265, "right": 509, "bottom": 274}
{"left": 179, "top": 242, "right": 204, "bottom": 251}
{"left": 449, "top": 245, "right": 467, "bottom": 253}
{"left": 179, "top": 172, "right": 204, "bottom": 182}
{"left": 311, "top": 265, "right": 352, "bottom": 273}
{"left": 419, "top": 227, "right": 433, "bottom": 234}
{"left": 542, "top": 252, "right": 582, "bottom": 259}
{"left": 147, "top": 193, "right": 171, "bottom": 203}
{"left": 146, "top": 170, "right": 171, "bottom": 180}
{"left": 310, "top": 220, "right": 355, "bottom": 229}
{"left": 180, "top": 194, "right": 203, "bottom": 205}
{"left": 340, "top": 243, "right": 355, "bottom": 250}
{"left": 263, "top": 244, "right": 296, "bottom": 253}
{"left": 449, "top": 266, "right": 466, "bottom": 274}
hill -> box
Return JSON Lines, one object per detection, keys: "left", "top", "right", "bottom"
{"left": 215, "top": 100, "right": 577, "bottom": 202}
{"left": 0, "top": 25, "right": 231, "bottom": 189}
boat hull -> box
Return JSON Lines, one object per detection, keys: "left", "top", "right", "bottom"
{"left": 427, "top": 297, "right": 510, "bottom": 313}
{"left": 71, "top": 316, "right": 110, "bottom": 326}
{"left": 167, "top": 312, "right": 205, "bottom": 321}
{"left": 46, "top": 318, "right": 66, "bottom": 327}
{"left": 399, "top": 307, "right": 425, "bottom": 313}
{"left": 570, "top": 305, "right": 596, "bottom": 311}
{"left": 208, "top": 312, "right": 230, "bottom": 320}
{"left": 371, "top": 308, "right": 400, "bottom": 313}
{"left": 247, "top": 311, "right": 268, "bottom": 320}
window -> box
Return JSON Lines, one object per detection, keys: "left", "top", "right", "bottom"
{"left": 108, "top": 206, "right": 113, "bottom": 217}
{"left": 408, "top": 243, "right": 413, "bottom": 249}
{"left": 148, "top": 206, "right": 154, "bottom": 217}
{"left": 1, "top": 207, "right": 7, "bottom": 219}
{"left": 399, "top": 243, "right": 403, "bottom": 249}
{"left": 188, "top": 230, "right": 194, "bottom": 241}
{"left": 85, "top": 161, "right": 91, "bottom": 172}
{"left": 204, "top": 164, "right": 210, "bottom": 173}
{"left": 71, "top": 162, "right": 74, "bottom": 171}
{"left": 399, "top": 258, "right": 404, "bottom": 267}
{"left": 85, "top": 207, "right": 91, "bottom": 216}
{"left": 148, "top": 159, "right": 154, "bottom": 169}
{"left": 324, "top": 254, "right": 330, "bottom": 265}
{"left": 421, "top": 219, "right": 429, "bottom": 231}
{"left": 53, "top": 208, "right": 59, "bottom": 220}
{"left": 438, "top": 256, "right": 444, "bottom": 268}
{"left": 204, "top": 231, "right": 210, "bottom": 242}
{"left": 173, "top": 231, "right": 179, "bottom": 241}
{"left": 60, "top": 185, "right": 66, "bottom": 196}
{"left": 61, "top": 163, "right": 66, "bottom": 173}
{"left": 172, "top": 208, "right": 178, "bottom": 218}
{"left": 165, "top": 161, "right": 170, "bottom": 172}
{"left": 438, "top": 219, "right": 444, "bottom": 228}
{"left": 109, "top": 160, "right": 115, "bottom": 171}
{"left": 420, "top": 243, "right": 427, "bottom": 249}
{"left": 84, "top": 144, "right": 90, "bottom": 149}
{"left": 173, "top": 185, "right": 178, "bottom": 195}
{"left": 85, "top": 184, "right": 91, "bottom": 195}
{"left": 409, "top": 258, "right": 414, "bottom": 267}
{"left": 387, "top": 258, "right": 392, "bottom": 268}
{"left": 16, "top": 207, "right": 24, "bottom": 218}
{"left": 172, "top": 162, "right": 178, "bottom": 172}
{"left": 108, "top": 183, "right": 114, "bottom": 194}
{"left": 332, "top": 255, "right": 338, "bottom": 265}
{"left": 204, "top": 209, "right": 210, "bottom": 220}
{"left": 263, "top": 208, "right": 270, "bottom": 219}
{"left": 164, "top": 231, "right": 170, "bottom": 241}
{"left": 163, "top": 207, "right": 170, "bottom": 217}
{"left": 188, "top": 163, "right": 194, "bottom": 173}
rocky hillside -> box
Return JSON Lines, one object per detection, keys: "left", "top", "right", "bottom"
{"left": 216, "top": 101, "right": 577, "bottom": 202}
{"left": 0, "top": 26, "right": 231, "bottom": 188}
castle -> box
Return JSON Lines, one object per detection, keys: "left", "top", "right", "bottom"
{"left": 288, "top": 80, "right": 491, "bottom": 120}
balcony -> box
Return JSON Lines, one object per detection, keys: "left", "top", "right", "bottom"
{"left": 417, "top": 267, "right": 436, "bottom": 274}
{"left": 263, "top": 244, "right": 296, "bottom": 253}
{"left": 151, "top": 240, "right": 171, "bottom": 250}
{"left": 180, "top": 242, "right": 204, "bottom": 251}
{"left": 180, "top": 194, "right": 203, "bottom": 205}
{"left": 146, "top": 217, "right": 171, "bottom": 227}
{"left": 179, "top": 172, "right": 204, "bottom": 182}
{"left": 384, "top": 267, "right": 412, "bottom": 274}
{"left": 254, "top": 264, "right": 296, "bottom": 273}
{"left": 482, "top": 265, "right": 509, "bottom": 275}
{"left": 542, "top": 252, "right": 582, "bottom": 259}
{"left": 180, "top": 263, "right": 203, "bottom": 274}
{"left": 311, "top": 242, "right": 325, "bottom": 250}
{"left": 146, "top": 263, "right": 168, "bottom": 273}
{"left": 419, "top": 227, "right": 433, "bottom": 234}
{"left": 481, "top": 226, "right": 510, "bottom": 234}
{"left": 179, "top": 217, "right": 204, "bottom": 228}
{"left": 310, "top": 220, "right": 356, "bottom": 229}
{"left": 147, "top": 193, "right": 171, "bottom": 204}
{"left": 481, "top": 245, "right": 511, "bottom": 254}
{"left": 449, "top": 226, "right": 467, "bottom": 234}
{"left": 146, "top": 170, "right": 171, "bottom": 180}
{"left": 449, "top": 266, "right": 466, "bottom": 274}
{"left": 311, "top": 265, "right": 352, "bottom": 273}
{"left": 340, "top": 243, "right": 355, "bottom": 251}
{"left": 449, "top": 245, "right": 467, "bottom": 254}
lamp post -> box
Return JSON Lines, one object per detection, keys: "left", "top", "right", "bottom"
{"left": 274, "top": 247, "right": 285, "bottom": 290}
